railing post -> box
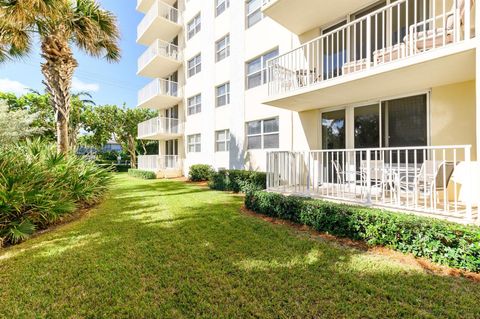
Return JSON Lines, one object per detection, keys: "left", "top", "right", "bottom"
{"left": 266, "top": 152, "right": 270, "bottom": 190}
{"left": 465, "top": 146, "right": 473, "bottom": 223}
{"left": 366, "top": 18, "right": 372, "bottom": 69}
{"left": 465, "top": 0, "right": 471, "bottom": 40}
{"left": 306, "top": 43, "right": 311, "bottom": 86}
{"left": 366, "top": 151, "right": 372, "bottom": 204}
{"left": 306, "top": 151, "right": 311, "bottom": 191}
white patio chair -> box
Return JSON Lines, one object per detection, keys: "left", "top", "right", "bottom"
{"left": 404, "top": 0, "right": 474, "bottom": 53}
{"left": 399, "top": 160, "right": 455, "bottom": 205}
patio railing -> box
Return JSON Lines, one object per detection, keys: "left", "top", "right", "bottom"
{"left": 267, "top": 0, "right": 476, "bottom": 96}
{"left": 137, "top": 0, "right": 180, "bottom": 37}
{"left": 137, "top": 117, "right": 184, "bottom": 139}
{"left": 266, "top": 145, "right": 478, "bottom": 223}
{"left": 138, "top": 79, "right": 181, "bottom": 106}
{"left": 138, "top": 155, "right": 182, "bottom": 172}
{"left": 138, "top": 39, "right": 181, "bottom": 71}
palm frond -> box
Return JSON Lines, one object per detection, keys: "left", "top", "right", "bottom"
{"left": 70, "top": 0, "right": 120, "bottom": 61}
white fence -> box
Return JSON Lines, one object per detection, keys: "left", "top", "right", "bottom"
{"left": 138, "top": 0, "right": 180, "bottom": 36}
{"left": 266, "top": 145, "right": 479, "bottom": 223}
{"left": 267, "top": 0, "right": 476, "bottom": 95}
{"left": 137, "top": 117, "right": 183, "bottom": 138}
{"left": 138, "top": 79, "right": 180, "bottom": 105}
{"left": 138, "top": 155, "right": 182, "bottom": 172}
{"left": 138, "top": 39, "right": 181, "bottom": 70}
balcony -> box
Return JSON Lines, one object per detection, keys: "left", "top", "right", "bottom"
{"left": 266, "top": 145, "right": 479, "bottom": 224}
{"left": 138, "top": 79, "right": 182, "bottom": 110}
{"left": 138, "top": 155, "right": 183, "bottom": 178}
{"left": 136, "top": 0, "right": 177, "bottom": 13}
{"left": 137, "top": 116, "right": 184, "bottom": 140}
{"left": 262, "top": 0, "right": 373, "bottom": 35}
{"left": 265, "top": 0, "right": 477, "bottom": 112}
{"left": 137, "top": 0, "right": 181, "bottom": 45}
{"left": 138, "top": 40, "right": 182, "bottom": 78}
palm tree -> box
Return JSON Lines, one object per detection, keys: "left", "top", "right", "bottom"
{"left": 0, "top": 0, "right": 120, "bottom": 154}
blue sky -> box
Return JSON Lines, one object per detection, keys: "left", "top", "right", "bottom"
{"left": 0, "top": 1, "right": 148, "bottom": 108}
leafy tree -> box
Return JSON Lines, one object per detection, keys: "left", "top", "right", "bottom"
{"left": 82, "top": 104, "right": 156, "bottom": 168}
{"left": 0, "top": 101, "right": 44, "bottom": 144}
{"left": 0, "top": 91, "right": 55, "bottom": 140}
{"left": 0, "top": 0, "right": 120, "bottom": 155}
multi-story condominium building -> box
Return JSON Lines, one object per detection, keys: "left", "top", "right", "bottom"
{"left": 136, "top": 0, "right": 479, "bottom": 224}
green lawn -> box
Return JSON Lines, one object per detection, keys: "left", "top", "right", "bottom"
{"left": 1, "top": 174, "right": 479, "bottom": 318}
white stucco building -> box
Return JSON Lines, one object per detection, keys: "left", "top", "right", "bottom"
{"left": 136, "top": 0, "right": 480, "bottom": 224}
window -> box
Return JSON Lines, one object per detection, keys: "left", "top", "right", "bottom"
{"left": 216, "top": 0, "right": 230, "bottom": 16}
{"left": 246, "top": 0, "right": 262, "bottom": 28}
{"left": 215, "top": 129, "right": 230, "bottom": 152}
{"left": 187, "top": 14, "right": 201, "bottom": 40}
{"left": 246, "top": 49, "right": 278, "bottom": 89}
{"left": 187, "top": 54, "right": 201, "bottom": 77}
{"left": 187, "top": 94, "right": 201, "bottom": 115}
{"left": 216, "top": 82, "right": 230, "bottom": 107}
{"left": 187, "top": 134, "right": 201, "bottom": 153}
{"left": 215, "top": 34, "right": 230, "bottom": 62}
{"left": 246, "top": 118, "right": 279, "bottom": 150}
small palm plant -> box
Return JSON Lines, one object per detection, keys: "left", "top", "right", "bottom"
{"left": 0, "top": 0, "right": 120, "bottom": 154}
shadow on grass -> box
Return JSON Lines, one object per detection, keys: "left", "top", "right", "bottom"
{"left": 1, "top": 175, "right": 479, "bottom": 318}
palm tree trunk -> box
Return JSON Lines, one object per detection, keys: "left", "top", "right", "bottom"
{"left": 40, "top": 34, "right": 78, "bottom": 155}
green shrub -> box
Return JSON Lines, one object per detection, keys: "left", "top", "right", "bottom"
{"left": 0, "top": 139, "right": 112, "bottom": 246}
{"left": 245, "top": 191, "right": 480, "bottom": 272}
{"left": 128, "top": 169, "right": 156, "bottom": 180}
{"left": 188, "top": 164, "right": 214, "bottom": 182}
{"left": 209, "top": 169, "right": 266, "bottom": 193}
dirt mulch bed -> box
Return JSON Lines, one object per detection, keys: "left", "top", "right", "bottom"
{"left": 240, "top": 206, "right": 480, "bottom": 283}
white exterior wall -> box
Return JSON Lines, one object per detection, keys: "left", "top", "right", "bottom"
{"left": 136, "top": 0, "right": 299, "bottom": 175}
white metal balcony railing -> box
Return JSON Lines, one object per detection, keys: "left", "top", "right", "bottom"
{"left": 266, "top": 145, "right": 480, "bottom": 224}
{"left": 267, "top": 0, "right": 476, "bottom": 96}
{"left": 137, "top": 0, "right": 180, "bottom": 36}
{"left": 138, "top": 155, "right": 182, "bottom": 171}
{"left": 138, "top": 79, "right": 181, "bottom": 105}
{"left": 137, "top": 116, "right": 184, "bottom": 138}
{"left": 138, "top": 40, "right": 181, "bottom": 71}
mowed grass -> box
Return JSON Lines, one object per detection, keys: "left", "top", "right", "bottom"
{"left": 1, "top": 174, "right": 479, "bottom": 318}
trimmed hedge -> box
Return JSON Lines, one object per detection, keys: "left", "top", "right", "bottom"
{"left": 245, "top": 191, "right": 480, "bottom": 272}
{"left": 188, "top": 164, "right": 214, "bottom": 182}
{"left": 128, "top": 169, "right": 156, "bottom": 180}
{"left": 209, "top": 169, "right": 266, "bottom": 193}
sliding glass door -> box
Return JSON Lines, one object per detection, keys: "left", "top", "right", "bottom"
{"left": 381, "top": 94, "right": 427, "bottom": 148}
{"left": 321, "top": 93, "right": 428, "bottom": 151}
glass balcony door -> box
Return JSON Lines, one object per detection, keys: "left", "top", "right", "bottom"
{"left": 164, "top": 139, "right": 178, "bottom": 169}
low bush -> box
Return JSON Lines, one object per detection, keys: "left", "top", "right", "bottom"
{"left": 0, "top": 140, "right": 112, "bottom": 246}
{"left": 188, "top": 164, "right": 214, "bottom": 182}
{"left": 97, "top": 163, "right": 130, "bottom": 173}
{"left": 128, "top": 169, "right": 156, "bottom": 180}
{"left": 209, "top": 169, "right": 266, "bottom": 193}
{"left": 245, "top": 191, "right": 480, "bottom": 272}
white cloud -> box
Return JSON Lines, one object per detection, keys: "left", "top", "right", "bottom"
{"left": 0, "top": 78, "right": 29, "bottom": 95}
{"left": 72, "top": 77, "right": 100, "bottom": 93}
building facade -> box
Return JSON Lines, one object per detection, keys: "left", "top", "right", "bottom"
{"left": 136, "top": 0, "right": 299, "bottom": 177}
{"left": 136, "top": 0, "right": 479, "bottom": 223}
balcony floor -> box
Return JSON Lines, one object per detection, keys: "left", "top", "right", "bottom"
{"left": 138, "top": 94, "right": 182, "bottom": 110}
{"left": 263, "top": 0, "right": 372, "bottom": 35}
{"left": 265, "top": 42, "right": 476, "bottom": 112}
{"left": 138, "top": 132, "right": 183, "bottom": 140}
{"left": 137, "top": 18, "right": 182, "bottom": 45}
{"left": 138, "top": 55, "right": 182, "bottom": 79}
{"left": 137, "top": 0, "right": 177, "bottom": 13}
